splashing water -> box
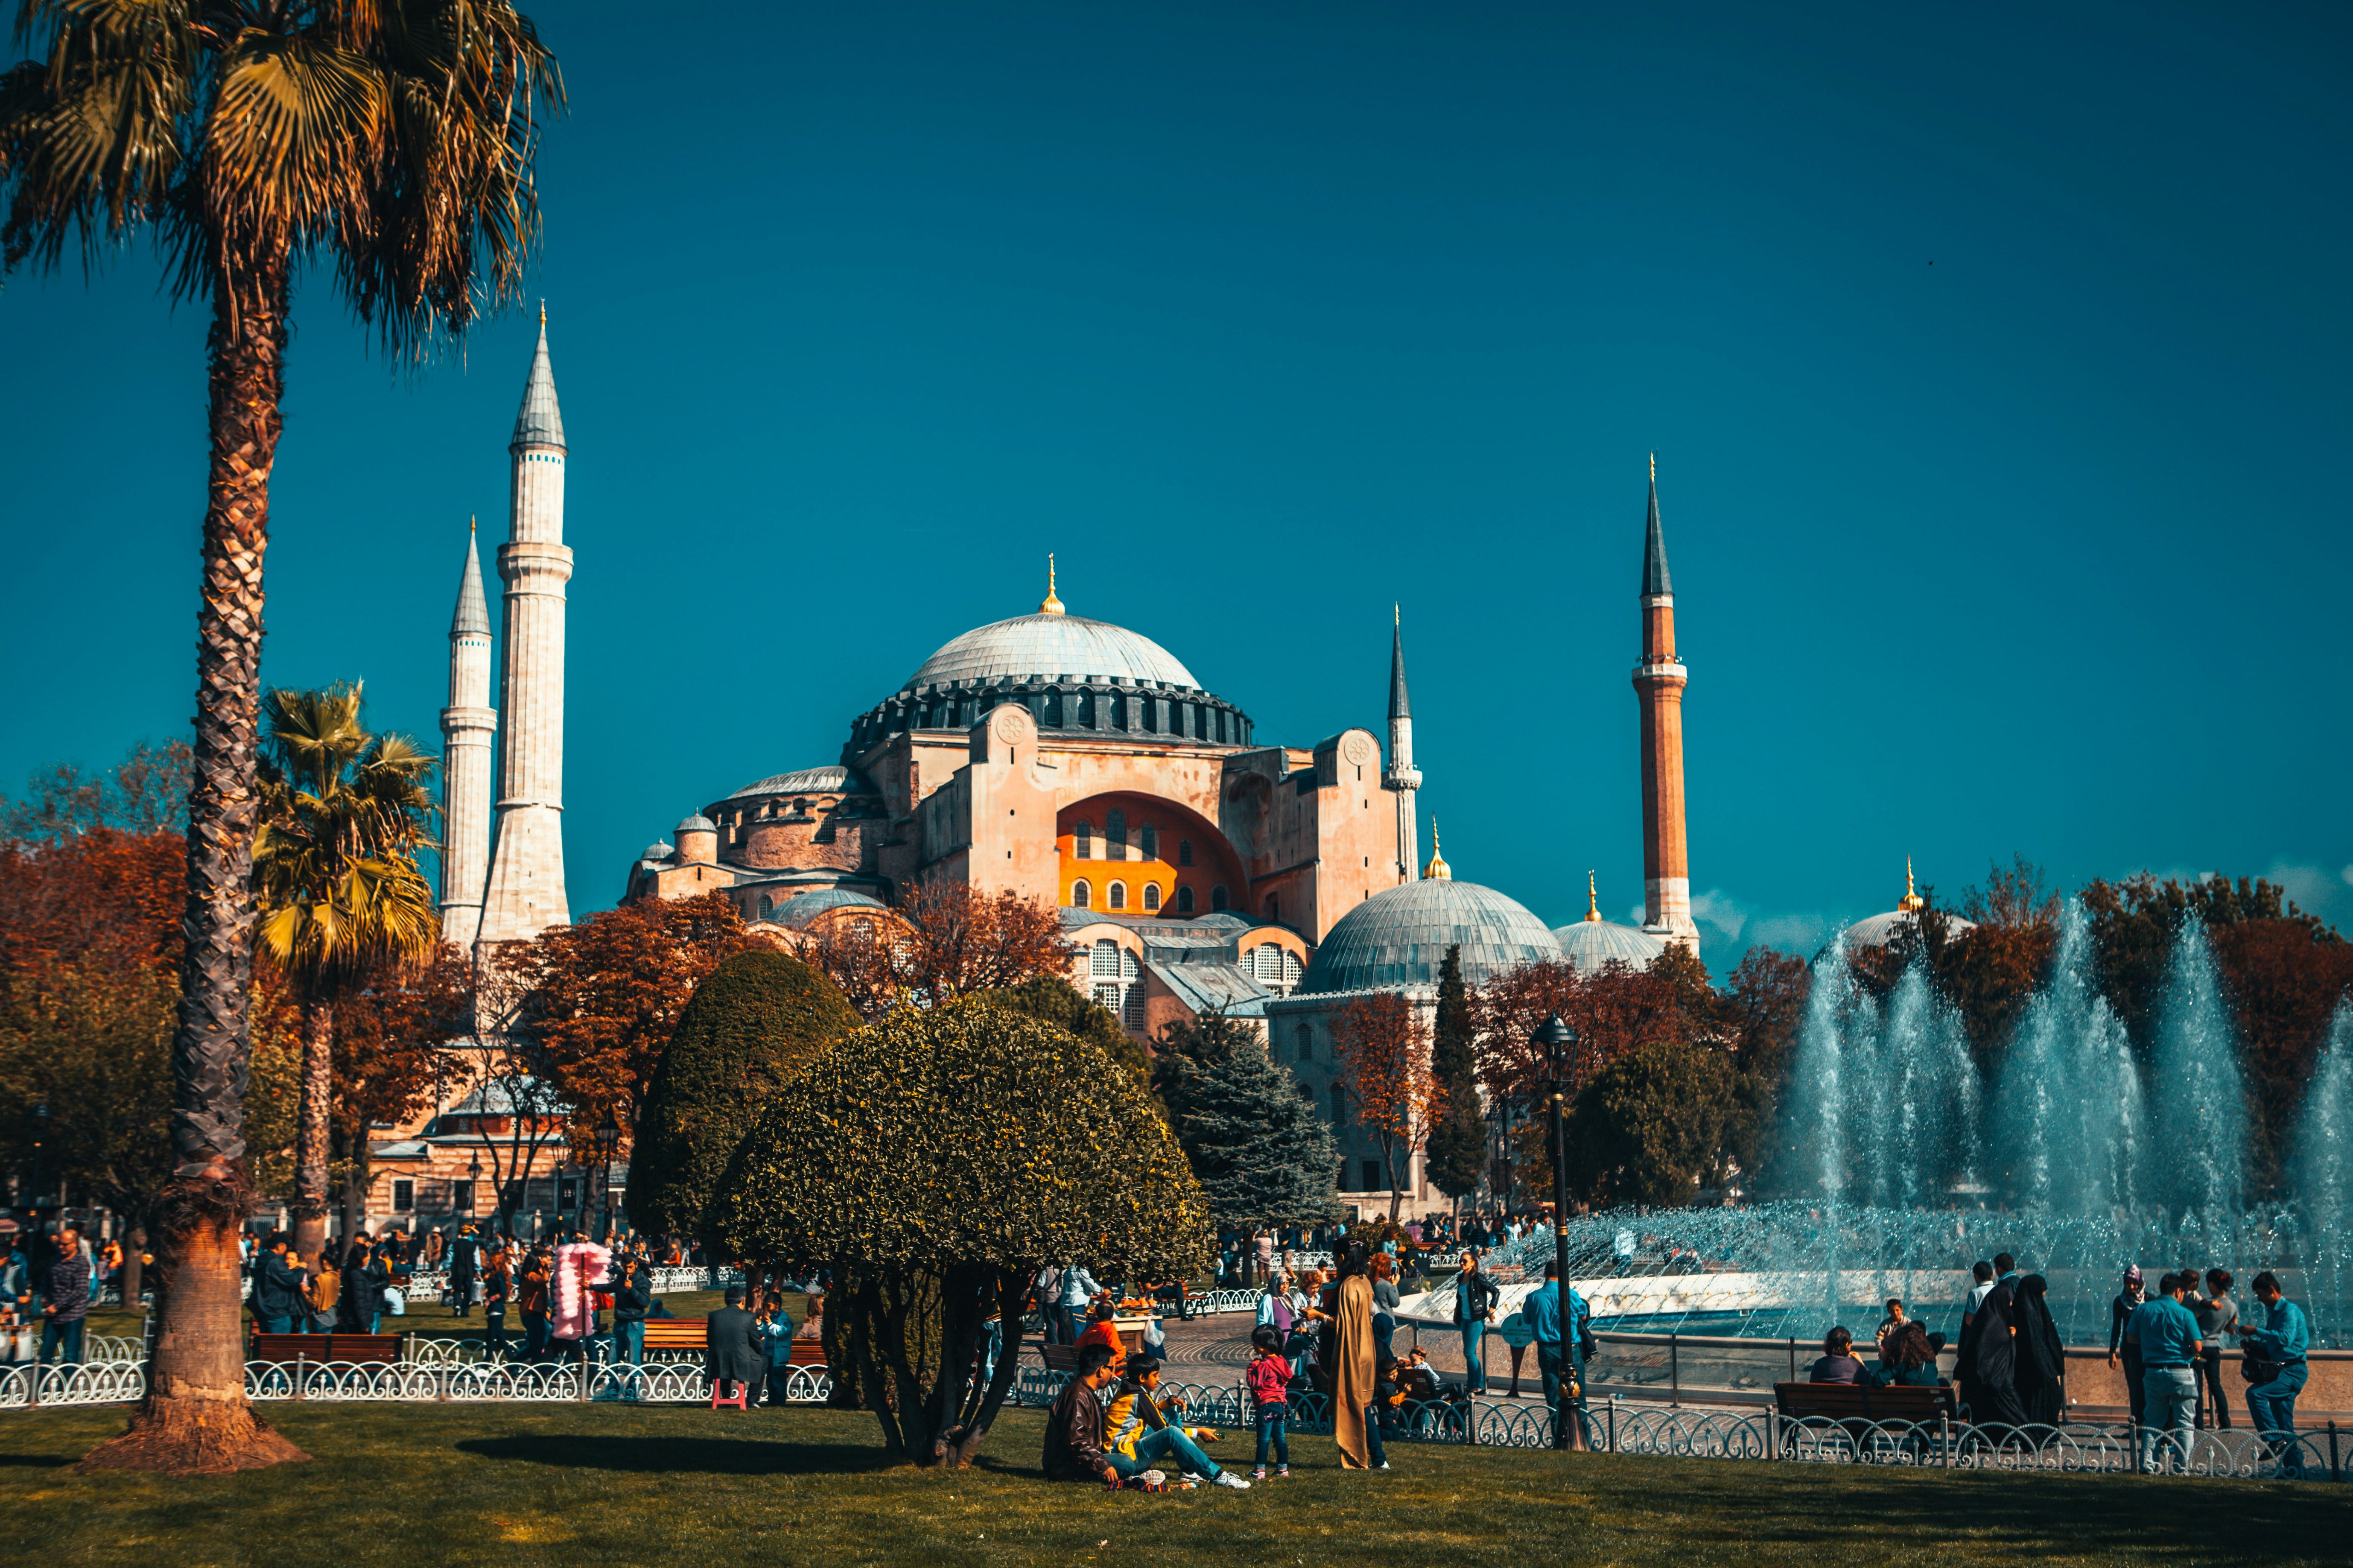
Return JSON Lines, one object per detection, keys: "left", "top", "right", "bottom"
{"left": 1991, "top": 901, "right": 2146, "bottom": 1215}
{"left": 2146, "top": 914, "right": 2249, "bottom": 1222}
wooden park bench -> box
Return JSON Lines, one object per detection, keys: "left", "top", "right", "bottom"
{"left": 640, "top": 1319, "right": 828, "bottom": 1367}
{"left": 1774, "top": 1380, "right": 1956, "bottom": 1432}
{"left": 250, "top": 1332, "right": 403, "bottom": 1365}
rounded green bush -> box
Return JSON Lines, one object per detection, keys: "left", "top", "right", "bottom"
{"left": 628, "top": 948, "right": 860, "bottom": 1241}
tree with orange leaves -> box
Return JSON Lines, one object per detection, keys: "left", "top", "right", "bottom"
{"left": 1330, "top": 992, "right": 1436, "bottom": 1221}
{"left": 799, "top": 882, "right": 1074, "bottom": 1020}
{"left": 495, "top": 892, "right": 756, "bottom": 1139}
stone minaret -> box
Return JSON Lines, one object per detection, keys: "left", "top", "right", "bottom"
{"left": 1634, "top": 455, "right": 1698, "bottom": 951}
{"left": 1382, "top": 607, "right": 1422, "bottom": 884}
{"left": 476, "top": 308, "right": 572, "bottom": 947}
{"left": 438, "top": 520, "right": 497, "bottom": 948}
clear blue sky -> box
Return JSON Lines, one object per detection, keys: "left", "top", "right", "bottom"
{"left": 5, "top": 0, "right": 2349, "bottom": 967}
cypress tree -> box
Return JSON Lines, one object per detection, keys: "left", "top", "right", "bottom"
{"left": 628, "top": 949, "right": 860, "bottom": 1241}
{"left": 1162, "top": 1012, "right": 1339, "bottom": 1228}
{"left": 1425, "top": 943, "right": 1488, "bottom": 1199}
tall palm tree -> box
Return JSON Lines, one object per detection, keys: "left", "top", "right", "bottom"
{"left": 1, "top": 1, "right": 558, "bottom": 1473}
{"left": 253, "top": 684, "right": 441, "bottom": 1268}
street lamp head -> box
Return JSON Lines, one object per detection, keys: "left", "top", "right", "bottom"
{"left": 595, "top": 1107, "right": 621, "bottom": 1157}
{"left": 31, "top": 1101, "right": 49, "bottom": 1124}
{"left": 467, "top": 1153, "right": 483, "bottom": 1182}
{"left": 1532, "top": 1014, "right": 1575, "bottom": 1080}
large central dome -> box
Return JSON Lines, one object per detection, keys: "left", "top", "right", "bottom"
{"left": 903, "top": 613, "right": 1200, "bottom": 693}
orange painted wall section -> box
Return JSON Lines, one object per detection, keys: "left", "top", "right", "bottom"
{"left": 1057, "top": 790, "right": 1244, "bottom": 914}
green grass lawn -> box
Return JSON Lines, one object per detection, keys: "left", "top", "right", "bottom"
{"left": 1, "top": 1402, "right": 2342, "bottom": 1567}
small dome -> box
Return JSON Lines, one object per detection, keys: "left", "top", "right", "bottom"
{"left": 1302, "top": 879, "right": 1560, "bottom": 994}
{"left": 639, "top": 840, "right": 674, "bottom": 863}
{"left": 1835, "top": 907, "right": 1977, "bottom": 952}
{"left": 676, "top": 813, "right": 717, "bottom": 834}
{"left": 904, "top": 613, "right": 1198, "bottom": 692}
{"left": 726, "top": 765, "right": 874, "bottom": 800}
{"left": 764, "top": 888, "right": 887, "bottom": 929}
{"left": 1554, "top": 920, "right": 1668, "bottom": 974}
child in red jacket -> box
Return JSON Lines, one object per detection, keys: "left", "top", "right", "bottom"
{"left": 1247, "top": 1325, "right": 1293, "bottom": 1478}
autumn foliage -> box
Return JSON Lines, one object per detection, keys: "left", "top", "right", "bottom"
{"left": 799, "top": 882, "right": 1074, "bottom": 1019}
{"left": 1331, "top": 992, "right": 1435, "bottom": 1218}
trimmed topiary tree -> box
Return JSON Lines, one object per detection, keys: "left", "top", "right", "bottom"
{"left": 709, "top": 993, "right": 1210, "bottom": 1468}
{"left": 993, "top": 973, "right": 1154, "bottom": 1095}
{"left": 628, "top": 949, "right": 860, "bottom": 1241}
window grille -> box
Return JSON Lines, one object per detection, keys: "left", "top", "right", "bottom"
{"left": 1109, "top": 881, "right": 1127, "bottom": 910}
{"left": 392, "top": 1180, "right": 416, "bottom": 1213}
{"left": 1283, "top": 950, "right": 1302, "bottom": 987}
{"left": 1071, "top": 879, "right": 1091, "bottom": 908}
{"left": 1121, "top": 949, "right": 1139, "bottom": 980}
{"left": 1123, "top": 985, "right": 1146, "bottom": 1032}
{"left": 1093, "top": 982, "right": 1123, "bottom": 1012}
{"left": 1074, "top": 819, "right": 1092, "bottom": 859}
{"left": 1091, "top": 940, "right": 1123, "bottom": 978}
{"left": 1178, "top": 840, "right": 1194, "bottom": 867}
{"left": 1141, "top": 824, "right": 1158, "bottom": 858}
{"left": 1142, "top": 883, "right": 1161, "bottom": 911}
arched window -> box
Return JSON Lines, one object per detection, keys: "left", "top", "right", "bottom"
{"left": 1211, "top": 885, "right": 1229, "bottom": 912}
{"left": 1106, "top": 809, "right": 1128, "bottom": 861}
{"left": 1176, "top": 885, "right": 1195, "bottom": 914}
{"left": 1074, "top": 819, "right": 1093, "bottom": 859}
{"left": 1108, "top": 881, "right": 1127, "bottom": 910}
{"left": 852, "top": 918, "right": 875, "bottom": 938}
{"left": 1071, "top": 879, "right": 1092, "bottom": 908}
{"left": 1296, "top": 1025, "right": 1313, "bottom": 1062}
{"left": 1140, "top": 824, "right": 1158, "bottom": 859}
{"left": 1177, "top": 839, "right": 1194, "bottom": 867}
{"left": 1091, "top": 940, "right": 1122, "bottom": 978}
{"left": 758, "top": 895, "right": 774, "bottom": 917}
{"left": 1142, "top": 883, "right": 1161, "bottom": 911}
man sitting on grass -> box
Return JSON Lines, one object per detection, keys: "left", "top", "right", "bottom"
{"left": 1042, "top": 1343, "right": 1123, "bottom": 1485}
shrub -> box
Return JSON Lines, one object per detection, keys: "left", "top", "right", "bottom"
{"left": 709, "top": 993, "right": 1210, "bottom": 1467}
{"left": 627, "top": 949, "right": 859, "bottom": 1241}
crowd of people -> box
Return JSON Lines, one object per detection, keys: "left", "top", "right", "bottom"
{"left": 1794, "top": 1253, "right": 2316, "bottom": 1474}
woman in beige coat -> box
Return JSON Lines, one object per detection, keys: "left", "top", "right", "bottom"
{"left": 1331, "top": 1244, "right": 1382, "bottom": 1469}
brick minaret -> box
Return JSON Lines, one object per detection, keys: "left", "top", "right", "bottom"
{"left": 476, "top": 308, "right": 572, "bottom": 947}
{"left": 438, "top": 520, "right": 496, "bottom": 948}
{"left": 1382, "top": 607, "right": 1422, "bottom": 884}
{"left": 1634, "top": 456, "right": 1698, "bottom": 952}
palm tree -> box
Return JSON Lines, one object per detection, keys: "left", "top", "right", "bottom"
{"left": 1, "top": 1, "right": 558, "bottom": 1474}
{"left": 253, "top": 685, "right": 441, "bottom": 1268}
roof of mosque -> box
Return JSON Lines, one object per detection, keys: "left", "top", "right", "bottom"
{"left": 639, "top": 840, "right": 674, "bottom": 863}
{"left": 511, "top": 315, "right": 564, "bottom": 451}
{"left": 675, "top": 814, "right": 717, "bottom": 833}
{"left": 902, "top": 612, "right": 1199, "bottom": 693}
{"left": 1300, "top": 878, "right": 1560, "bottom": 994}
{"left": 1834, "top": 907, "right": 1978, "bottom": 952}
{"left": 1553, "top": 918, "right": 1669, "bottom": 974}
{"left": 762, "top": 888, "right": 887, "bottom": 929}
{"left": 725, "top": 765, "right": 875, "bottom": 800}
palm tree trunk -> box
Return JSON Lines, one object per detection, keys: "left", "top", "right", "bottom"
{"left": 290, "top": 998, "right": 333, "bottom": 1262}
{"left": 78, "top": 248, "right": 306, "bottom": 1475}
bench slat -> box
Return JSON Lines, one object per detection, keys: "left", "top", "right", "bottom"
{"left": 250, "top": 1332, "right": 403, "bottom": 1364}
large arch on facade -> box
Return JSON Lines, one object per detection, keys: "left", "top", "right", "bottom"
{"left": 1054, "top": 790, "right": 1247, "bottom": 917}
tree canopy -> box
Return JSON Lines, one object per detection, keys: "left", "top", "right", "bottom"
{"left": 628, "top": 949, "right": 859, "bottom": 1242}
{"left": 711, "top": 994, "right": 1208, "bottom": 1467}
{"left": 1158, "top": 1011, "right": 1337, "bottom": 1228}
{"left": 993, "top": 973, "right": 1152, "bottom": 1096}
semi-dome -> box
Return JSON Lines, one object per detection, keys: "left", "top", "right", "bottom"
{"left": 762, "top": 887, "right": 886, "bottom": 929}
{"left": 903, "top": 612, "right": 1199, "bottom": 693}
{"left": 676, "top": 813, "right": 717, "bottom": 833}
{"left": 1302, "top": 878, "right": 1561, "bottom": 994}
{"left": 726, "top": 765, "right": 874, "bottom": 800}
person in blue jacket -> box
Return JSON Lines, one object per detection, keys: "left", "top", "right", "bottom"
{"left": 2228, "top": 1271, "right": 2310, "bottom": 1475}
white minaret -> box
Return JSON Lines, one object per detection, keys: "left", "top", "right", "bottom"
{"left": 438, "top": 520, "right": 497, "bottom": 948}
{"left": 1381, "top": 607, "right": 1422, "bottom": 884}
{"left": 476, "top": 307, "right": 572, "bottom": 947}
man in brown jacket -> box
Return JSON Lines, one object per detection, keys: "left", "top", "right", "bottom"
{"left": 1042, "top": 1343, "right": 1121, "bottom": 1484}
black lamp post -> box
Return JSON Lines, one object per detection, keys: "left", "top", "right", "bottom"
{"left": 1532, "top": 1014, "right": 1581, "bottom": 1451}
{"left": 29, "top": 1101, "right": 49, "bottom": 1217}
{"left": 595, "top": 1110, "right": 621, "bottom": 1243}
{"left": 467, "top": 1152, "right": 483, "bottom": 1215}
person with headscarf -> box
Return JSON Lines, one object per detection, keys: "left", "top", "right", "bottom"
{"left": 1965, "top": 1251, "right": 2029, "bottom": 1427}
{"left": 2013, "top": 1273, "right": 2067, "bottom": 1425}
{"left": 1330, "top": 1244, "right": 1381, "bottom": 1469}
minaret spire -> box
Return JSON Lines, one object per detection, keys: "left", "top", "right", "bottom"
{"left": 438, "top": 520, "right": 497, "bottom": 948}
{"left": 1381, "top": 606, "right": 1422, "bottom": 884}
{"left": 1633, "top": 456, "right": 1697, "bottom": 952}
{"left": 477, "top": 313, "right": 573, "bottom": 948}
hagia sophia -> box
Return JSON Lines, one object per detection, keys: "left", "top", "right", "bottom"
{"left": 420, "top": 320, "right": 1915, "bottom": 1213}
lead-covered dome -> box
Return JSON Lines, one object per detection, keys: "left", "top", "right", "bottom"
{"left": 1554, "top": 918, "right": 1668, "bottom": 974}
{"left": 1302, "top": 879, "right": 1561, "bottom": 994}
{"left": 903, "top": 613, "right": 1199, "bottom": 693}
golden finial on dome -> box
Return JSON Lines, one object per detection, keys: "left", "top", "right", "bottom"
{"left": 1585, "top": 870, "right": 1601, "bottom": 922}
{"left": 1898, "top": 855, "right": 1925, "bottom": 914}
{"left": 1423, "top": 819, "right": 1451, "bottom": 881}
{"left": 1649, "top": 450, "right": 1656, "bottom": 483}
{"left": 1039, "top": 553, "right": 1065, "bottom": 615}
{"left": 539, "top": 299, "right": 546, "bottom": 328}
